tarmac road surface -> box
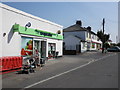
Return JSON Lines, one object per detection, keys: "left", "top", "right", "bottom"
{"left": 2, "top": 51, "right": 118, "bottom": 89}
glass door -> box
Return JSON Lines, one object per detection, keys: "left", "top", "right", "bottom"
{"left": 41, "top": 41, "right": 46, "bottom": 58}
{"left": 33, "top": 40, "right": 47, "bottom": 59}
{"left": 33, "top": 40, "right": 41, "bottom": 58}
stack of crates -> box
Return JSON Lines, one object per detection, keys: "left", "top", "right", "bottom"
{"left": 0, "top": 56, "right": 23, "bottom": 74}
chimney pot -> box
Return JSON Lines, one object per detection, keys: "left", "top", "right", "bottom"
{"left": 87, "top": 26, "right": 91, "bottom": 31}
{"left": 76, "top": 20, "right": 82, "bottom": 26}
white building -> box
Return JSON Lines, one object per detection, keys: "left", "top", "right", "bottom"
{"left": 90, "top": 31, "right": 102, "bottom": 50}
{"left": 63, "top": 20, "right": 102, "bottom": 54}
{"left": 0, "top": 3, "right": 63, "bottom": 60}
{"left": 64, "top": 35, "right": 87, "bottom": 54}
{"left": 0, "top": 4, "right": 2, "bottom": 58}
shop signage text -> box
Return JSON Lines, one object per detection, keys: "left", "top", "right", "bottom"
{"left": 35, "top": 30, "right": 52, "bottom": 37}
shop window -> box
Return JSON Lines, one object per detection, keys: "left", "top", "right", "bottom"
{"left": 21, "top": 37, "right": 33, "bottom": 56}
{"left": 92, "top": 43, "right": 95, "bottom": 48}
{"left": 48, "top": 43, "right": 56, "bottom": 58}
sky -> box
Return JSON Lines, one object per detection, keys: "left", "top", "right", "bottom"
{"left": 2, "top": 2, "right": 118, "bottom": 43}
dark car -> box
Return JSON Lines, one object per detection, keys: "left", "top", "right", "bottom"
{"left": 107, "top": 46, "right": 120, "bottom": 52}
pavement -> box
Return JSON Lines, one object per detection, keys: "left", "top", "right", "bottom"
{"left": 2, "top": 51, "right": 93, "bottom": 79}
{"left": 2, "top": 50, "right": 118, "bottom": 89}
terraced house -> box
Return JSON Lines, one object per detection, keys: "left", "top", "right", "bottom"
{"left": 63, "top": 20, "right": 102, "bottom": 55}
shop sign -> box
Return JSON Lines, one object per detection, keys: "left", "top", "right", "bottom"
{"left": 35, "top": 30, "right": 52, "bottom": 37}
{"left": 13, "top": 24, "right": 63, "bottom": 40}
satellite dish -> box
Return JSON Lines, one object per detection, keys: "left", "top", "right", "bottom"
{"left": 25, "top": 22, "right": 31, "bottom": 27}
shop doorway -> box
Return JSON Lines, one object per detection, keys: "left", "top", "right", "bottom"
{"left": 33, "top": 40, "right": 46, "bottom": 58}
{"left": 41, "top": 41, "right": 46, "bottom": 58}
{"left": 33, "top": 40, "right": 41, "bottom": 57}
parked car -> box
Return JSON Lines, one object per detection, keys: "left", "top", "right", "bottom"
{"left": 107, "top": 46, "right": 120, "bottom": 52}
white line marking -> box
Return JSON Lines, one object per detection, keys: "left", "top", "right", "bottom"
{"left": 94, "top": 53, "right": 117, "bottom": 61}
{"left": 22, "top": 53, "right": 116, "bottom": 89}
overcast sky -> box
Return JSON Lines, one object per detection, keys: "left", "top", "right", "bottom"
{"left": 2, "top": 2, "right": 118, "bottom": 43}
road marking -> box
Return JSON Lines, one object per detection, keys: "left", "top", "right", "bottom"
{"left": 93, "top": 53, "right": 117, "bottom": 62}
{"left": 22, "top": 53, "right": 116, "bottom": 89}
{"left": 22, "top": 61, "right": 92, "bottom": 89}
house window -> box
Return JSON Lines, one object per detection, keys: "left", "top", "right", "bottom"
{"left": 95, "top": 35, "right": 97, "bottom": 40}
{"left": 89, "top": 32, "right": 91, "bottom": 38}
{"left": 92, "top": 35, "right": 95, "bottom": 39}
{"left": 88, "top": 33, "right": 89, "bottom": 38}
{"left": 92, "top": 35, "right": 94, "bottom": 39}
{"left": 82, "top": 42, "right": 85, "bottom": 49}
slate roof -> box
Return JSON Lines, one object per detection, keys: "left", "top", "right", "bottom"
{"left": 63, "top": 23, "right": 97, "bottom": 36}
{"left": 63, "top": 24, "right": 88, "bottom": 32}
{"left": 91, "top": 31, "right": 97, "bottom": 35}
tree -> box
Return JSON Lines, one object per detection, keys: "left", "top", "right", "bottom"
{"left": 97, "top": 30, "right": 110, "bottom": 53}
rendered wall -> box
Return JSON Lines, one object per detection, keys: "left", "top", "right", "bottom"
{"left": 64, "top": 31, "right": 86, "bottom": 41}
{"left": 0, "top": 4, "right": 2, "bottom": 57}
{"left": 1, "top": 4, "right": 63, "bottom": 57}
{"left": 0, "top": 3, "right": 2, "bottom": 90}
{"left": 81, "top": 42, "right": 87, "bottom": 52}
{"left": 64, "top": 35, "right": 80, "bottom": 50}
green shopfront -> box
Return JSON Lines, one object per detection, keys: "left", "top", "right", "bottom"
{"left": 13, "top": 24, "right": 63, "bottom": 59}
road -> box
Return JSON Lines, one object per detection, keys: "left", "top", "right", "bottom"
{"left": 2, "top": 51, "right": 118, "bottom": 89}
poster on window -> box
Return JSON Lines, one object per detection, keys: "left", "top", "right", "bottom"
{"left": 21, "top": 37, "right": 33, "bottom": 56}
{"left": 92, "top": 43, "right": 95, "bottom": 48}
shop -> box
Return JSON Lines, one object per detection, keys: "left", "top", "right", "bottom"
{"left": 13, "top": 24, "right": 63, "bottom": 59}
{"left": 0, "top": 3, "right": 63, "bottom": 73}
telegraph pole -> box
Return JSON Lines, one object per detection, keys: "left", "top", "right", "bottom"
{"left": 103, "top": 18, "right": 105, "bottom": 34}
{"left": 102, "top": 18, "right": 105, "bottom": 53}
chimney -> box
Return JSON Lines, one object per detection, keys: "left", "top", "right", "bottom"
{"left": 87, "top": 26, "right": 91, "bottom": 31}
{"left": 76, "top": 20, "right": 82, "bottom": 26}
{"left": 87, "top": 26, "right": 91, "bottom": 38}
